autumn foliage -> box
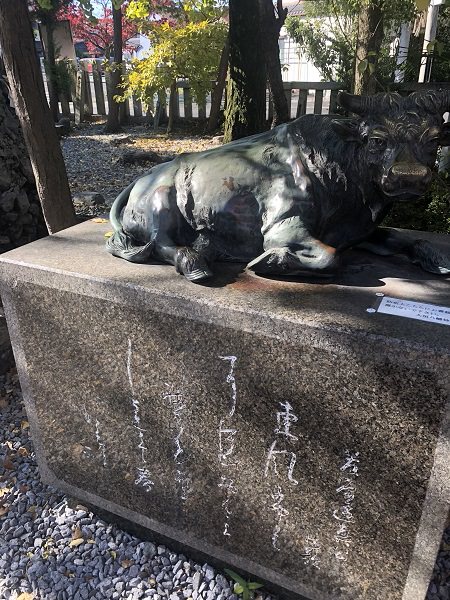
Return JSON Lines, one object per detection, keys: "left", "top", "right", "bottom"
{"left": 58, "top": 1, "right": 138, "bottom": 57}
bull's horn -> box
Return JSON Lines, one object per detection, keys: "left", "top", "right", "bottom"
{"left": 338, "top": 92, "right": 367, "bottom": 114}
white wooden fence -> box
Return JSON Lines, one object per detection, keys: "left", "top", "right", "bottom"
{"left": 41, "top": 63, "right": 450, "bottom": 124}
{"left": 41, "top": 63, "right": 347, "bottom": 123}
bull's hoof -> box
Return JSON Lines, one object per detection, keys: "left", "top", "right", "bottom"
{"left": 411, "top": 240, "right": 450, "bottom": 275}
{"left": 247, "top": 248, "right": 297, "bottom": 274}
{"left": 184, "top": 267, "right": 213, "bottom": 282}
{"left": 175, "top": 248, "right": 213, "bottom": 282}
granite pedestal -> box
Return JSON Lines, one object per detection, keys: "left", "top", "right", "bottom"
{"left": 0, "top": 220, "right": 449, "bottom": 600}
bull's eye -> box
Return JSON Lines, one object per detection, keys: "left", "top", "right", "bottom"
{"left": 368, "top": 137, "right": 388, "bottom": 152}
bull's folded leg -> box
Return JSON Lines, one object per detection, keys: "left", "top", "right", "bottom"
{"left": 174, "top": 247, "right": 213, "bottom": 282}
{"left": 154, "top": 242, "right": 213, "bottom": 282}
{"left": 358, "top": 228, "right": 449, "bottom": 275}
{"left": 247, "top": 242, "right": 338, "bottom": 276}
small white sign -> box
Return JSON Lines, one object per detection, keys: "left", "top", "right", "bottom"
{"left": 376, "top": 296, "right": 450, "bottom": 326}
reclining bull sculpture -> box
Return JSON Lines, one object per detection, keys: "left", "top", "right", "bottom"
{"left": 107, "top": 91, "right": 450, "bottom": 281}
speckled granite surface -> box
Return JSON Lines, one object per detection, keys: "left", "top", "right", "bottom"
{"left": 0, "top": 221, "right": 449, "bottom": 600}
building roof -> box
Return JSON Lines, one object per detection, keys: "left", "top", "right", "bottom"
{"left": 283, "top": 0, "right": 305, "bottom": 17}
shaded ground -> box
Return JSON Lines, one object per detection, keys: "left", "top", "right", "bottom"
{"left": 61, "top": 123, "right": 221, "bottom": 218}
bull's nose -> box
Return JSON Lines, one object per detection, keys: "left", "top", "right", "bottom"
{"left": 390, "top": 162, "right": 431, "bottom": 180}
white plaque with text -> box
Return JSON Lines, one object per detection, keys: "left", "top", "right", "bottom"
{"left": 376, "top": 296, "right": 450, "bottom": 325}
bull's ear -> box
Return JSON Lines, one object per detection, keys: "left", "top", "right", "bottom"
{"left": 331, "top": 118, "right": 362, "bottom": 142}
{"left": 440, "top": 122, "right": 450, "bottom": 147}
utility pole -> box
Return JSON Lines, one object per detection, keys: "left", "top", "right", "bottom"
{"left": 418, "top": 0, "right": 443, "bottom": 83}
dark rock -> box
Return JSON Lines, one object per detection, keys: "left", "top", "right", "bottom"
{"left": 0, "top": 171, "right": 12, "bottom": 191}
{"left": 110, "top": 136, "right": 133, "bottom": 147}
{"left": 56, "top": 118, "right": 71, "bottom": 138}
{"left": 72, "top": 192, "right": 107, "bottom": 207}
{"left": 4, "top": 212, "right": 19, "bottom": 223}
{"left": 29, "top": 203, "right": 41, "bottom": 217}
{"left": 15, "top": 190, "right": 30, "bottom": 214}
{"left": 122, "top": 150, "right": 172, "bottom": 165}
{"left": 17, "top": 213, "right": 33, "bottom": 226}
{"left": 0, "top": 190, "right": 16, "bottom": 213}
{"left": 0, "top": 77, "right": 42, "bottom": 252}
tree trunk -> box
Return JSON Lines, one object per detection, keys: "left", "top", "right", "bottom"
{"left": 258, "top": 0, "right": 289, "bottom": 126}
{"left": 104, "top": 3, "right": 123, "bottom": 133}
{"left": 0, "top": 0, "right": 76, "bottom": 235}
{"left": 206, "top": 37, "right": 229, "bottom": 133}
{"left": 354, "top": 0, "right": 384, "bottom": 96}
{"left": 224, "top": 0, "right": 267, "bottom": 142}
{"left": 41, "top": 18, "right": 60, "bottom": 122}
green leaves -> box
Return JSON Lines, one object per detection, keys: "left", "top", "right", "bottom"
{"left": 224, "top": 569, "right": 264, "bottom": 600}
{"left": 248, "top": 582, "right": 264, "bottom": 590}
{"left": 357, "top": 59, "right": 368, "bottom": 74}
{"left": 36, "top": 0, "right": 54, "bottom": 9}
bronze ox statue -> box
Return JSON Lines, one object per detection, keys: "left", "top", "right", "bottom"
{"left": 107, "top": 91, "right": 450, "bottom": 282}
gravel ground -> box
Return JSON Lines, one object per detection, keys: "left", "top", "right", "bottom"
{"left": 0, "top": 124, "right": 448, "bottom": 600}
{"left": 0, "top": 367, "right": 275, "bottom": 600}
{"left": 61, "top": 123, "right": 221, "bottom": 217}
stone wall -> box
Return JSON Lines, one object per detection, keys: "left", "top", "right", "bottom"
{"left": 0, "top": 76, "right": 47, "bottom": 253}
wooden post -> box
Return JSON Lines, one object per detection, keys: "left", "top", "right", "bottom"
{"left": 133, "top": 96, "right": 142, "bottom": 118}
{"left": 74, "top": 70, "right": 85, "bottom": 124}
{"left": 105, "top": 70, "right": 112, "bottom": 116}
{"left": 313, "top": 89, "right": 324, "bottom": 114}
{"left": 92, "top": 62, "right": 106, "bottom": 115}
{"left": 198, "top": 94, "right": 207, "bottom": 119}
{"left": 81, "top": 65, "right": 93, "bottom": 116}
{"left": 329, "top": 89, "right": 339, "bottom": 114}
{"left": 296, "top": 89, "right": 307, "bottom": 117}
{"left": 183, "top": 86, "right": 193, "bottom": 119}
{"left": 60, "top": 92, "right": 70, "bottom": 117}
{"left": 284, "top": 83, "right": 291, "bottom": 119}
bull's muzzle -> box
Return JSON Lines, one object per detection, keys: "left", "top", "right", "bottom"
{"left": 382, "top": 162, "right": 432, "bottom": 197}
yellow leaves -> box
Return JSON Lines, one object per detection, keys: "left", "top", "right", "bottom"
{"left": 110, "top": 550, "right": 117, "bottom": 559}
{"left": 120, "top": 559, "right": 134, "bottom": 568}
{"left": 42, "top": 538, "right": 55, "bottom": 560}
{"left": 0, "top": 486, "right": 12, "bottom": 498}
{"left": 21, "top": 420, "right": 30, "bottom": 430}
{"left": 123, "top": 19, "right": 227, "bottom": 105}
{"left": 126, "top": 0, "right": 151, "bottom": 20}
{"left": 18, "top": 447, "right": 29, "bottom": 457}
{"left": 104, "top": 231, "right": 113, "bottom": 238}
{"left": 69, "top": 538, "right": 84, "bottom": 548}
{"left": 17, "top": 593, "right": 35, "bottom": 600}
{"left": 92, "top": 218, "right": 109, "bottom": 224}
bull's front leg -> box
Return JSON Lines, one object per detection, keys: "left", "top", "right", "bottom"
{"left": 358, "top": 228, "right": 449, "bottom": 275}
{"left": 247, "top": 217, "right": 338, "bottom": 276}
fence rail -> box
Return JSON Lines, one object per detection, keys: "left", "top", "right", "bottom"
{"left": 41, "top": 65, "right": 449, "bottom": 125}
{"left": 42, "top": 64, "right": 349, "bottom": 123}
